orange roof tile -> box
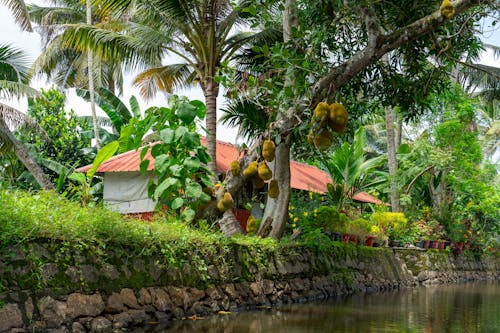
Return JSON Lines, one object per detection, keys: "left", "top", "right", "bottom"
{"left": 76, "top": 139, "right": 384, "bottom": 204}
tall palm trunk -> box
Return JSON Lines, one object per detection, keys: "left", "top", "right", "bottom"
{"left": 204, "top": 78, "right": 218, "bottom": 174}
{"left": 386, "top": 106, "right": 400, "bottom": 212}
{"left": 86, "top": 0, "right": 100, "bottom": 150}
{"left": 0, "top": 117, "right": 54, "bottom": 190}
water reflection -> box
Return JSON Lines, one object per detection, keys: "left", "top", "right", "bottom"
{"left": 144, "top": 282, "right": 499, "bottom": 333}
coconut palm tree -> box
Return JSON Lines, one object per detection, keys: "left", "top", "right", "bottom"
{"left": 55, "top": 0, "right": 258, "bottom": 173}
{"left": 0, "top": 43, "right": 55, "bottom": 190}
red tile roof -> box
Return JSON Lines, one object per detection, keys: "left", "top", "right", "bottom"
{"left": 76, "top": 139, "right": 384, "bottom": 204}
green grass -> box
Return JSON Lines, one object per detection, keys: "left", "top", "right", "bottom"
{"left": 0, "top": 190, "right": 282, "bottom": 254}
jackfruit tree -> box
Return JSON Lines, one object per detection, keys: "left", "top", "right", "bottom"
{"left": 211, "top": 0, "right": 496, "bottom": 238}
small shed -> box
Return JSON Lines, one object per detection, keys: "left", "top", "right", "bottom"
{"left": 76, "top": 139, "right": 384, "bottom": 219}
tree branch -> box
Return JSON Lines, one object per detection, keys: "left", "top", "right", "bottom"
{"left": 274, "top": 0, "right": 490, "bottom": 135}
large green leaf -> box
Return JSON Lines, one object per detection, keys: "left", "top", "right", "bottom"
{"left": 87, "top": 141, "right": 119, "bottom": 179}
{"left": 153, "top": 177, "right": 179, "bottom": 200}
{"left": 185, "top": 181, "right": 203, "bottom": 199}
{"left": 180, "top": 207, "right": 196, "bottom": 222}
{"left": 171, "top": 197, "right": 184, "bottom": 210}
{"left": 176, "top": 101, "right": 197, "bottom": 124}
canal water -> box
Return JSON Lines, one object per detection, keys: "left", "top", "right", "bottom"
{"left": 145, "top": 282, "right": 499, "bottom": 332}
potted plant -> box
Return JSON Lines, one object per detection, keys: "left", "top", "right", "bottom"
{"left": 371, "top": 212, "right": 408, "bottom": 247}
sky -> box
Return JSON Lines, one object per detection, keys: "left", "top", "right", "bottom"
{"left": 0, "top": 2, "right": 499, "bottom": 145}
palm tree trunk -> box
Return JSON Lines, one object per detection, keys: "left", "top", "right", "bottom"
{"left": 87, "top": 0, "right": 100, "bottom": 150}
{"left": 261, "top": 134, "right": 291, "bottom": 238}
{"left": 0, "top": 118, "right": 54, "bottom": 190}
{"left": 386, "top": 106, "right": 400, "bottom": 212}
{"left": 204, "top": 79, "right": 218, "bottom": 174}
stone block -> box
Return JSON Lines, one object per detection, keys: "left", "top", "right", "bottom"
{"left": 66, "top": 293, "right": 104, "bottom": 319}
{"left": 37, "top": 296, "right": 67, "bottom": 328}
{"left": 0, "top": 303, "right": 23, "bottom": 331}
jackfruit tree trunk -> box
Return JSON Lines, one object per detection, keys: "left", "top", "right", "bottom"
{"left": 260, "top": 134, "right": 291, "bottom": 238}
{"left": 386, "top": 106, "right": 400, "bottom": 212}
{"left": 204, "top": 79, "right": 218, "bottom": 175}
{"left": 0, "top": 117, "right": 55, "bottom": 190}
{"left": 256, "top": 0, "right": 296, "bottom": 238}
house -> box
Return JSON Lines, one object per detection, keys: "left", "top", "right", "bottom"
{"left": 76, "top": 139, "right": 384, "bottom": 221}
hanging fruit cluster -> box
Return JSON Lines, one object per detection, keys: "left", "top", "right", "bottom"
{"left": 308, "top": 102, "right": 348, "bottom": 149}
{"left": 237, "top": 138, "right": 280, "bottom": 199}
{"left": 217, "top": 192, "right": 234, "bottom": 212}
{"left": 440, "top": 0, "right": 455, "bottom": 19}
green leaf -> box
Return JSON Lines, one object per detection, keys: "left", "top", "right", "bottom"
{"left": 154, "top": 154, "right": 170, "bottom": 174}
{"left": 171, "top": 197, "right": 184, "bottom": 210}
{"left": 183, "top": 157, "right": 200, "bottom": 171}
{"left": 190, "top": 100, "right": 206, "bottom": 119}
{"left": 151, "top": 144, "right": 164, "bottom": 158}
{"left": 397, "top": 143, "right": 411, "bottom": 154}
{"left": 198, "top": 174, "right": 213, "bottom": 187}
{"left": 181, "top": 132, "right": 200, "bottom": 149}
{"left": 186, "top": 181, "right": 203, "bottom": 199}
{"left": 196, "top": 148, "right": 211, "bottom": 164}
{"left": 140, "top": 146, "right": 149, "bottom": 160}
{"left": 159, "top": 128, "right": 175, "bottom": 144}
{"left": 176, "top": 102, "right": 197, "bottom": 124}
{"left": 154, "top": 177, "right": 179, "bottom": 200}
{"left": 181, "top": 207, "right": 196, "bottom": 222}
{"left": 87, "top": 141, "right": 119, "bottom": 179}
{"left": 140, "top": 159, "right": 150, "bottom": 174}
{"left": 169, "top": 164, "right": 183, "bottom": 177}
{"left": 174, "top": 126, "right": 188, "bottom": 141}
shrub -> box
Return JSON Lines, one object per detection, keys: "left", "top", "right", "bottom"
{"left": 371, "top": 212, "right": 408, "bottom": 240}
{"left": 346, "top": 218, "right": 371, "bottom": 239}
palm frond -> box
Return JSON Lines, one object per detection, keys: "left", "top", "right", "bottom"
{"left": 133, "top": 63, "right": 195, "bottom": 100}
{"left": 220, "top": 98, "right": 270, "bottom": 140}
{"left": 0, "top": 43, "right": 31, "bottom": 83}
{"left": 0, "top": 80, "right": 38, "bottom": 99}
{"left": 0, "top": 102, "right": 48, "bottom": 138}
{"left": 78, "top": 115, "right": 113, "bottom": 128}
{"left": 1, "top": 0, "right": 32, "bottom": 31}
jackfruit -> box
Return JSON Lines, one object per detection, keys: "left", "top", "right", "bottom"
{"left": 243, "top": 161, "right": 258, "bottom": 177}
{"left": 313, "top": 129, "right": 334, "bottom": 149}
{"left": 262, "top": 139, "right": 276, "bottom": 162}
{"left": 258, "top": 161, "right": 273, "bottom": 181}
{"left": 313, "top": 102, "right": 329, "bottom": 124}
{"left": 217, "top": 192, "right": 234, "bottom": 212}
{"left": 230, "top": 160, "right": 240, "bottom": 176}
{"left": 246, "top": 215, "right": 257, "bottom": 233}
{"left": 253, "top": 175, "right": 265, "bottom": 189}
{"left": 327, "top": 103, "right": 348, "bottom": 133}
{"left": 440, "top": 0, "right": 455, "bottom": 19}
{"left": 268, "top": 179, "right": 279, "bottom": 199}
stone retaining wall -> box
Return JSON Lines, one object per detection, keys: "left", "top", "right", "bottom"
{"left": 0, "top": 240, "right": 498, "bottom": 332}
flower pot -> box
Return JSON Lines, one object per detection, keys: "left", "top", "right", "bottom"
{"left": 342, "top": 234, "right": 350, "bottom": 243}
{"left": 365, "top": 236, "right": 376, "bottom": 247}
{"left": 431, "top": 241, "right": 439, "bottom": 249}
{"left": 456, "top": 242, "right": 464, "bottom": 251}
{"left": 349, "top": 234, "right": 359, "bottom": 244}
{"left": 423, "top": 240, "right": 431, "bottom": 249}
{"left": 389, "top": 239, "right": 401, "bottom": 247}
{"left": 439, "top": 241, "right": 445, "bottom": 249}
{"left": 415, "top": 240, "right": 425, "bottom": 248}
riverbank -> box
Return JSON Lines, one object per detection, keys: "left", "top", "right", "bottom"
{"left": 1, "top": 240, "right": 498, "bottom": 332}
{"left": 0, "top": 191, "right": 498, "bottom": 332}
